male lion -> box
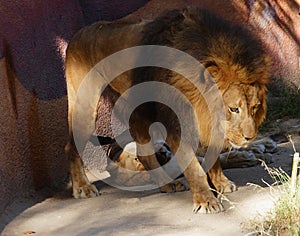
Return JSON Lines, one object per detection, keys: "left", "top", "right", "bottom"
{"left": 65, "top": 7, "right": 270, "bottom": 213}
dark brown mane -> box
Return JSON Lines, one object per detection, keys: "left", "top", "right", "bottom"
{"left": 141, "top": 7, "right": 270, "bottom": 86}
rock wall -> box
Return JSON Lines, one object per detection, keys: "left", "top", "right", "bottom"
{"left": 0, "top": 0, "right": 299, "bottom": 219}
{"left": 126, "top": 0, "right": 300, "bottom": 86}
{"left": 0, "top": 0, "right": 147, "bottom": 217}
{"left": 0, "top": 1, "right": 83, "bottom": 217}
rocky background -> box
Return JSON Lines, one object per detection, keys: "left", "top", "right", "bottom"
{"left": 0, "top": 0, "right": 299, "bottom": 215}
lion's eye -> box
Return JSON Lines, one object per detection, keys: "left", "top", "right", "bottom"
{"left": 229, "top": 107, "right": 240, "bottom": 113}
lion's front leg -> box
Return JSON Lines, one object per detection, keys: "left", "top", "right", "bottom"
{"left": 208, "top": 158, "right": 237, "bottom": 194}
{"left": 182, "top": 155, "right": 224, "bottom": 213}
{"left": 167, "top": 140, "right": 224, "bottom": 213}
{"left": 65, "top": 139, "right": 99, "bottom": 198}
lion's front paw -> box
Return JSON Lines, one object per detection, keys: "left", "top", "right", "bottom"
{"left": 73, "top": 183, "right": 99, "bottom": 199}
{"left": 192, "top": 191, "right": 224, "bottom": 214}
{"left": 160, "top": 180, "right": 187, "bottom": 193}
{"left": 214, "top": 179, "right": 237, "bottom": 194}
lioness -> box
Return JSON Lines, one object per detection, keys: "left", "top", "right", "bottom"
{"left": 65, "top": 7, "right": 270, "bottom": 213}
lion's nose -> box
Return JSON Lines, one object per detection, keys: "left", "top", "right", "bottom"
{"left": 241, "top": 118, "right": 256, "bottom": 142}
{"left": 243, "top": 135, "right": 254, "bottom": 142}
{"left": 242, "top": 125, "right": 256, "bottom": 141}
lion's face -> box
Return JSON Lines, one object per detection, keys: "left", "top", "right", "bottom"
{"left": 222, "top": 83, "right": 266, "bottom": 148}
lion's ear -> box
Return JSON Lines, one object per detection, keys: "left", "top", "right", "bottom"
{"left": 204, "top": 64, "right": 222, "bottom": 83}
{"left": 255, "top": 85, "right": 267, "bottom": 126}
{"left": 206, "top": 65, "right": 219, "bottom": 77}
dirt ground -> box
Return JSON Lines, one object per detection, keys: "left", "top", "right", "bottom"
{"left": 1, "top": 119, "right": 299, "bottom": 236}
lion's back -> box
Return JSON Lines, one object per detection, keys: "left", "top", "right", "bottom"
{"left": 66, "top": 20, "right": 146, "bottom": 69}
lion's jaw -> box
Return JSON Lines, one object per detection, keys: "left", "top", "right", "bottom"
{"left": 222, "top": 84, "right": 263, "bottom": 149}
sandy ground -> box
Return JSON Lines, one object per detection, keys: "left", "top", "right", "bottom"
{"left": 1, "top": 120, "right": 299, "bottom": 236}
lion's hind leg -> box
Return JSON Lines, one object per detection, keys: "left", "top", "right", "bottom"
{"left": 65, "top": 68, "right": 102, "bottom": 198}
{"left": 65, "top": 139, "right": 99, "bottom": 198}
{"left": 154, "top": 142, "right": 187, "bottom": 193}
{"left": 132, "top": 125, "right": 187, "bottom": 193}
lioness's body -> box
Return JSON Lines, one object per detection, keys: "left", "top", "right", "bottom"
{"left": 65, "top": 7, "right": 270, "bottom": 213}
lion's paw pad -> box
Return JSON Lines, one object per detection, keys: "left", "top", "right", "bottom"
{"left": 222, "top": 181, "right": 237, "bottom": 193}
{"left": 214, "top": 180, "right": 237, "bottom": 194}
{"left": 160, "top": 180, "right": 187, "bottom": 193}
{"left": 73, "top": 184, "right": 99, "bottom": 199}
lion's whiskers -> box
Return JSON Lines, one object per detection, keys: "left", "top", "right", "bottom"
{"left": 225, "top": 146, "right": 233, "bottom": 161}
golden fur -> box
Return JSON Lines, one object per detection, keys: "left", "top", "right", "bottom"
{"left": 65, "top": 7, "right": 270, "bottom": 213}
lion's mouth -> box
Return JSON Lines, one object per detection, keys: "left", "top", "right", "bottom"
{"left": 229, "top": 141, "right": 249, "bottom": 149}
